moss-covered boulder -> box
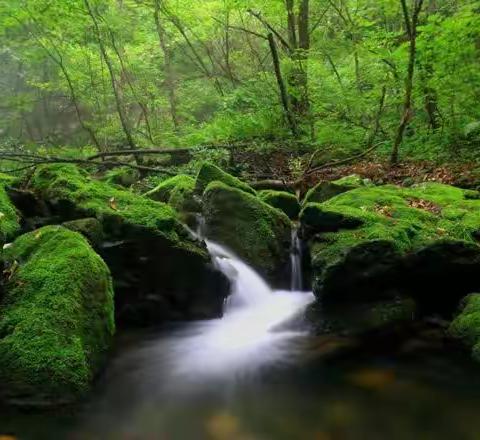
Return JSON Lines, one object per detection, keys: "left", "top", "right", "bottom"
{"left": 309, "top": 297, "right": 416, "bottom": 336}
{"left": 302, "top": 183, "right": 480, "bottom": 310}
{"left": 0, "top": 226, "right": 114, "bottom": 405}
{"left": 0, "top": 180, "right": 20, "bottom": 245}
{"left": 449, "top": 293, "right": 480, "bottom": 363}
{"left": 26, "top": 165, "right": 229, "bottom": 326}
{"left": 101, "top": 166, "right": 140, "bottom": 188}
{"left": 258, "top": 190, "right": 300, "bottom": 220}
{"left": 203, "top": 181, "right": 291, "bottom": 285}
{"left": 144, "top": 174, "right": 200, "bottom": 214}
{"left": 195, "top": 162, "right": 256, "bottom": 196}
{"left": 63, "top": 218, "right": 104, "bottom": 246}
{"left": 303, "top": 174, "right": 372, "bottom": 206}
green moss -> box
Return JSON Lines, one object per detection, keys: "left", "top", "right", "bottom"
{"left": 258, "top": 190, "right": 300, "bottom": 220}
{"left": 203, "top": 181, "right": 291, "bottom": 280}
{"left": 0, "top": 183, "right": 20, "bottom": 245}
{"left": 144, "top": 174, "right": 200, "bottom": 214}
{"left": 144, "top": 175, "right": 194, "bottom": 202}
{"left": 0, "top": 226, "right": 114, "bottom": 403}
{"left": 303, "top": 183, "right": 480, "bottom": 300}
{"left": 195, "top": 162, "right": 256, "bottom": 196}
{"left": 29, "top": 164, "right": 205, "bottom": 257}
{"left": 449, "top": 294, "right": 480, "bottom": 362}
{"left": 101, "top": 166, "right": 140, "bottom": 188}
{"left": 303, "top": 174, "right": 372, "bottom": 206}
{"left": 63, "top": 218, "right": 104, "bottom": 246}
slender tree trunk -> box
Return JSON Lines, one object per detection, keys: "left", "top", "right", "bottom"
{"left": 108, "top": 28, "right": 154, "bottom": 142}
{"left": 285, "top": 0, "right": 298, "bottom": 49}
{"left": 154, "top": 0, "right": 180, "bottom": 132}
{"left": 268, "top": 33, "right": 298, "bottom": 137}
{"left": 84, "top": 0, "right": 136, "bottom": 151}
{"left": 390, "top": 0, "right": 424, "bottom": 165}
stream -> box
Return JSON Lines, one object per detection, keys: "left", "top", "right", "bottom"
{"left": 3, "top": 236, "right": 480, "bottom": 439}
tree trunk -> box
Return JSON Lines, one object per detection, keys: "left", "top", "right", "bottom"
{"left": 84, "top": 0, "right": 136, "bottom": 151}
{"left": 268, "top": 33, "right": 298, "bottom": 137}
{"left": 154, "top": 0, "right": 180, "bottom": 132}
{"left": 390, "top": 0, "right": 424, "bottom": 165}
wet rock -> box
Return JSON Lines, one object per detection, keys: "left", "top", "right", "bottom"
{"left": 203, "top": 181, "right": 291, "bottom": 286}
{"left": 302, "top": 183, "right": 480, "bottom": 309}
{"left": 25, "top": 164, "right": 229, "bottom": 326}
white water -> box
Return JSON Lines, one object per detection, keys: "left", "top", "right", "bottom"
{"left": 162, "top": 238, "right": 314, "bottom": 383}
{"left": 290, "top": 226, "right": 303, "bottom": 291}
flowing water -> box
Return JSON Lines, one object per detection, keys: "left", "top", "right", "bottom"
{"left": 4, "top": 235, "right": 480, "bottom": 439}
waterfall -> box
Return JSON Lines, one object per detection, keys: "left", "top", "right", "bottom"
{"left": 164, "top": 235, "right": 314, "bottom": 382}
{"left": 290, "top": 226, "right": 303, "bottom": 291}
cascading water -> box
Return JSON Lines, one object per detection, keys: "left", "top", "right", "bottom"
{"left": 164, "top": 239, "right": 315, "bottom": 382}
{"left": 290, "top": 225, "right": 303, "bottom": 291}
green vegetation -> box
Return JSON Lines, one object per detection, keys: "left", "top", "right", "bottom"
{"left": 303, "top": 175, "right": 373, "bottom": 206}
{"left": 1, "top": 0, "right": 479, "bottom": 165}
{"left": 449, "top": 294, "right": 480, "bottom": 363}
{"left": 145, "top": 174, "right": 199, "bottom": 213}
{"left": 0, "top": 184, "right": 20, "bottom": 245}
{"left": 203, "top": 181, "right": 291, "bottom": 281}
{"left": 196, "top": 162, "right": 256, "bottom": 196}
{"left": 0, "top": 226, "right": 114, "bottom": 403}
{"left": 29, "top": 164, "right": 206, "bottom": 257}
{"left": 303, "top": 183, "right": 480, "bottom": 299}
{"left": 258, "top": 190, "right": 300, "bottom": 220}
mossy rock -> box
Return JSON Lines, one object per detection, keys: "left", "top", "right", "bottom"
{"left": 449, "top": 294, "right": 480, "bottom": 363}
{"left": 144, "top": 174, "right": 200, "bottom": 214}
{"left": 309, "top": 297, "right": 416, "bottom": 336}
{"left": 0, "top": 180, "right": 21, "bottom": 245}
{"left": 0, "top": 226, "right": 114, "bottom": 405}
{"left": 303, "top": 174, "right": 372, "bottom": 206}
{"left": 302, "top": 183, "right": 480, "bottom": 307}
{"left": 195, "top": 162, "right": 256, "bottom": 196}
{"left": 203, "top": 181, "right": 291, "bottom": 285}
{"left": 101, "top": 166, "right": 141, "bottom": 188}
{"left": 27, "top": 165, "right": 229, "bottom": 326}
{"left": 63, "top": 218, "right": 104, "bottom": 246}
{"left": 258, "top": 190, "right": 300, "bottom": 220}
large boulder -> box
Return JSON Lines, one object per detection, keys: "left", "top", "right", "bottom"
{"left": 203, "top": 181, "right": 291, "bottom": 285}
{"left": 258, "top": 190, "right": 300, "bottom": 220}
{"left": 195, "top": 162, "right": 256, "bottom": 196}
{"left": 0, "top": 226, "right": 114, "bottom": 405}
{"left": 449, "top": 293, "right": 480, "bottom": 363}
{"left": 302, "top": 183, "right": 480, "bottom": 311}
{"left": 25, "top": 165, "right": 228, "bottom": 326}
{"left": 144, "top": 174, "right": 200, "bottom": 216}
{"left": 0, "top": 178, "right": 20, "bottom": 245}
{"left": 302, "top": 174, "right": 372, "bottom": 206}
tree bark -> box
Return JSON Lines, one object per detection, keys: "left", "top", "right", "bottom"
{"left": 153, "top": 1, "right": 180, "bottom": 132}
{"left": 390, "top": 0, "right": 424, "bottom": 165}
{"left": 84, "top": 0, "right": 136, "bottom": 151}
{"left": 268, "top": 34, "right": 298, "bottom": 137}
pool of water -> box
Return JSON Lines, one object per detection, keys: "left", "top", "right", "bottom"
{"left": 2, "top": 325, "right": 480, "bottom": 440}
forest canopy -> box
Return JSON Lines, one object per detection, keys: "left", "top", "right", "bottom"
{"left": 0, "top": 0, "right": 479, "bottom": 165}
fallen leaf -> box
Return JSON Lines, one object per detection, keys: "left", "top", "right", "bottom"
{"left": 109, "top": 197, "right": 118, "bottom": 211}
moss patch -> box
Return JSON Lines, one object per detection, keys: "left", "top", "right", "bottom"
{"left": 145, "top": 174, "right": 199, "bottom": 214}
{"left": 28, "top": 164, "right": 205, "bottom": 258}
{"left": 303, "top": 174, "right": 372, "bottom": 206}
{"left": 0, "top": 180, "right": 21, "bottom": 245}
{"left": 101, "top": 166, "right": 140, "bottom": 188}
{"left": 258, "top": 190, "right": 300, "bottom": 220}
{"left": 0, "top": 226, "right": 114, "bottom": 404}
{"left": 449, "top": 294, "right": 480, "bottom": 363}
{"left": 195, "top": 162, "right": 256, "bottom": 196}
{"left": 303, "top": 183, "right": 480, "bottom": 302}
{"left": 203, "top": 181, "right": 291, "bottom": 283}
